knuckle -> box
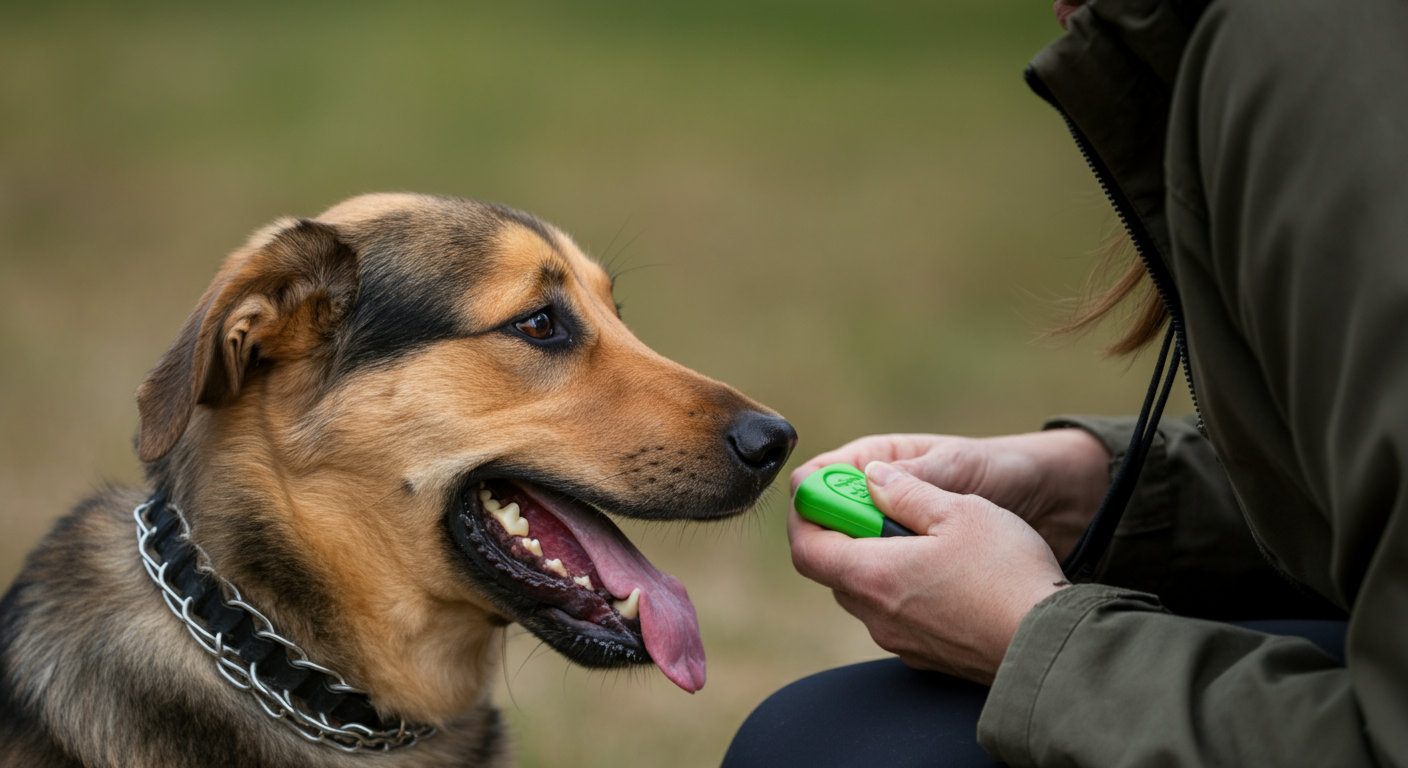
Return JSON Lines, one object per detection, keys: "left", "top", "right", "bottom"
{"left": 789, "top": 538, "right": 819, "bottom": 576}
{"left": 868, "top": 625, "right": 906, "bottom": 654}
{"left": 956, "top": 492, "right": 993, "bottom": 515}
{"left": 887, "top": 479, "right": 929, "bottom": 509}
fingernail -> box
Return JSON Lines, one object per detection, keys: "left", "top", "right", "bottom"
{"left": 865, "top": 461, "right": 903, "bottom": 487}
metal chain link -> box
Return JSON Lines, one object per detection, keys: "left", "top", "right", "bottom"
{"left": 134, "top": 499, "right": 436, "bottom": 751}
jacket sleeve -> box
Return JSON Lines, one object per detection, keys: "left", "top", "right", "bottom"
{"left": 980, "top": 1, "right": 1408, "bottom": 765}
{"left": 977, "top": 584, "right": 1357, "bottom": 767}
{"left": 1045, "top": 414, "right": 1344, "bottom": 620}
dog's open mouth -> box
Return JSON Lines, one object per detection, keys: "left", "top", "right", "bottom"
{"left": 448, "top": 478, "right": 707, "bottom": 693}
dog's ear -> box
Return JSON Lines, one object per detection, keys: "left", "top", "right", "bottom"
{"left": 136, "top": 219, "right": 358, "bottom": 463}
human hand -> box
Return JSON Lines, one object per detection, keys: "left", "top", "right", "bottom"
{"left": 788, "top": 461, "right": 1068, "bottom": 683}
{"left": 790, "top": 430, "right": 1110, "bottom": 561}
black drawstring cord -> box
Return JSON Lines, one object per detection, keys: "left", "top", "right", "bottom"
{"left": 1062, "top": 323, "right": 1182, "bottom": 581}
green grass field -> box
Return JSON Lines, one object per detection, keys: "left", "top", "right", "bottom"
{"left": 0, "top": 2, "right": 1191, "bottom": 765}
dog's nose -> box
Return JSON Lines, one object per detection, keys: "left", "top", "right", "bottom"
{"left": 726, "top": 411, "right": 798, "bottom": 476}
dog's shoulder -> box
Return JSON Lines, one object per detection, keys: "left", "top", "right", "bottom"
{"left": 2, "top": 487, "right": 151, "bottom": 650}
{"left": 0, "top": 587, "right": 83, "bottom": 768}
{"left": 0, "top": 487, "right": 142, "bottom": 768}
{"left": 0, "top": 488, "right": 263, "bottom": 768}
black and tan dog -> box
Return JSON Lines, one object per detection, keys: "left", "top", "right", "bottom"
{"left": 0, "top": 193, "right": 796, "bottom": 767}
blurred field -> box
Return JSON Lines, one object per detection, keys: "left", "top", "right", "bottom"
{"left": 0, "top": 2, "right": 1192, "bottom": 766}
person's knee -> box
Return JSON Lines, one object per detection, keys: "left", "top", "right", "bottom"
{"left": 723, "top": 659, "right": 999, "bottom": 768}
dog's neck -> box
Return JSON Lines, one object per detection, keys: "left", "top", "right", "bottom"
{"left": 2, "top": 486, "right": 511, "bottom": 768}
{"left": 143, "top": 415, "right": 507, "bottom": 728}
{"left": 134, "top": 493, "right": 435, "bottom": 749}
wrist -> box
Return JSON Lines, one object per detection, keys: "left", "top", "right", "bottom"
{"left": 974, "top": 576, "right": 1070, "bottom": 684}
{"left": 1043, "top": 426, "right": 1112, "bottom": 472}
{"left": 1033, "top": 428, "right": 1110, "bottom": 561}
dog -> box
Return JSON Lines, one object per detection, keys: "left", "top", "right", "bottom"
{"left": 0, "top": 193, "right": 796, "bottom": 768}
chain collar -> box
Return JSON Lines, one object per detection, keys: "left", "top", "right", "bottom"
{"left": 134, "top": 494, "right": 435, "bottom": 751}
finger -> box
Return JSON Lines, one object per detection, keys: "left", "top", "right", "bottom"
{"left": 889, "top": 455, "right": 967, "bottom": 495}
{"left": 832, "top": 591, "right": 927, "bottom": 665}
{"left": 831, "top": 588, "right": 867, "bottom": 621}
{"left": 791, "top": 447, "right": 888, "bottom": 493}
{"left": 864, "top": 461, "right": 972, "bottom": 534}
{"left": 790, "top": 450, "right": 860, "bottom": 493}
{"left": 789, "top": 434, "right": 936, "bottom": 492}
{"left": 790, "top": 453, "right": 858, "bottom": 494}
{"left": 786, "top": 506, "right": 864, "bottom": 588}
{"left": 887, "top": 440, "right": 989, "bottom": 495}
{"left": 790, "top": 462, "right": 824, "bottom": 494}
{"left": 832, "top": 588, "right": 877, "bottom": 621}
{"left": 785, "top": 503, "right": 822, "bottom": 541}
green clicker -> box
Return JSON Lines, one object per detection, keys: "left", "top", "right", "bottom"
{"left": 793, "top": 463, "right": 916, "bottom": 538}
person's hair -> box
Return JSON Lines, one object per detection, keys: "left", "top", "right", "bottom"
{"left": 1053, "top": 233, "right": 1168, "bottom": 356}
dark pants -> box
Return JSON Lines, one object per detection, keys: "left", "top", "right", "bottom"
{"left": 720, "top": 620, "right": 1347, "bottom": 768}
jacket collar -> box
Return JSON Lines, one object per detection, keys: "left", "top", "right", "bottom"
{"left": 1026, "top": 0, "right": 1209, "bottom": 264}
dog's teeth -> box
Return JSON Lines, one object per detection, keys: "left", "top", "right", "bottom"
{"left": 480, "top": 489, "right": 501, "bottom": 512}
{"left": 500, "top": 503, "right": 529, "bottom": 536}
{"left": 573, "top": 575, "right": 593, "bottom": 589}
{"left": 522, "top": 538, "right": 543, "bottom": 557}
{"left": 489, "top": 501, "right": 529, "bottom": 536}
{"left": 544, "top": 558, "right": 569, "bottom": 577}
{"left": 612, "top": 588, "right": 641, "bottom": 620}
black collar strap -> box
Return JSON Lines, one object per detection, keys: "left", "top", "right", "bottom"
{"left": 1061, "top": 324, "right": 1182, "bottom": 581}
{"left": 135, "top": 493, "right": 434, "bottom": 751}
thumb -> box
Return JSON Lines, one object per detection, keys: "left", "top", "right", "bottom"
{"left": 865, "top": 461, "right": 956, "bottom": 535}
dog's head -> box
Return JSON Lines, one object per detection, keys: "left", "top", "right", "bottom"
{"left": 134, "top": 193, "right": 795, "bottom": 721}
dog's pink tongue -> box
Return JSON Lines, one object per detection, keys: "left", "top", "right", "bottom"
{"left": 550, "top": 508, "right": 706, "bottom": 692}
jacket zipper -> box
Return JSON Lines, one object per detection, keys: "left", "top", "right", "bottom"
{"left": 1024, "top": 67, "right": 1205, "bottom": 434}
{"left": 1022, "top": 67, "right": 1342, "bottom": 601}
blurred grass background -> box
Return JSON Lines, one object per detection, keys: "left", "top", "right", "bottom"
{"left": 0, "top": 1, "right": 1192, "bottom": 766}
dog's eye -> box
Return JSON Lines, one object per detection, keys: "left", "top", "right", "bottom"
{"left": 515, "top": 312, "right": 554, "bottom": 340}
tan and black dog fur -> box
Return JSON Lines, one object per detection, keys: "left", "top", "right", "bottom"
{"left": 0, "top": 193, "right": 795, "bottom": 768}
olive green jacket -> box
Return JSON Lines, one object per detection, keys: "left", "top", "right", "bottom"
{"left": 978, "top": 0, "right": 1408, "bottom": 765}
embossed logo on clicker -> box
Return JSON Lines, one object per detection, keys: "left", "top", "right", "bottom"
{"left": 825, "top": 471, "right": 873, "bottom": 505}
